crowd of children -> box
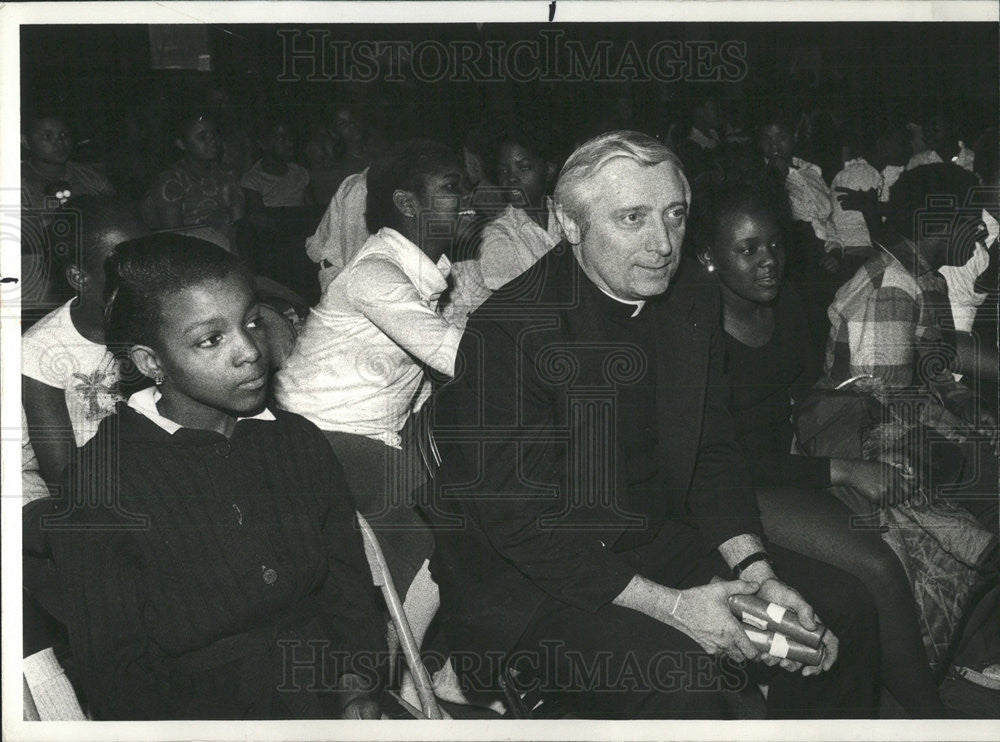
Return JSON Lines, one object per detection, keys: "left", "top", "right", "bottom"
{"left": 19, "top": 90, "right": 999, "bottom": 720}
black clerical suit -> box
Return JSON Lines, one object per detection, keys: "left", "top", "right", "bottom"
{"left": 426, "top": 244, "right": 880, "bottom": 718}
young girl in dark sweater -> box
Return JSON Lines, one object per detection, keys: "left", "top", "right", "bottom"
{"left": 692, "top": 177, "right": 948, "bottom": 716}
{"left": 23, "top": 234, "right": 384, "bottom": 720}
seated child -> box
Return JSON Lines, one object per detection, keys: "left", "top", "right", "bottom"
{"left": 829, "top": 124, "right": 883, "bottom": 255}
{"left": 477, "top": 117, "right": 563, "bottom": 291}
{"left": 22, "top": 196, "right": 147, "bottom": 487}
{"left": 21, "top": 112, "right": 115, "bottom": 209}
{"left": 693, "top": 175, "right": 947, "bottom": 716}
{"left": 149, "top": 112, "right": 245, "bottom": 247}
{"left": 241, "top": 118, "right": 312, "bottom": 210}
{"left": 22, "top": 235, "right": 384, "bottom": 720}
{"left": 758, "top": 114, "right": 843, "bottom": 268}
{"left": 823, "top": 163, "right": 997, "bottom": 528}
{"left": 275, "top": 140, "right": 476, "bottom": 601}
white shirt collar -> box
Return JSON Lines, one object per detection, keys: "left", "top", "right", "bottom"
{"left": 594, "top": 282, "right": 646, "bottom": 318}
{"left": 127, "top": 386, "right": 275, "bottom": 435}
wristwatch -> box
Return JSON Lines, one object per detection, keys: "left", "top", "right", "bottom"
{"left": 731, "top": 551, "right": 772, "bottom": 580}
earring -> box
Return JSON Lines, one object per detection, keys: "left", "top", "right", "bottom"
{"left": 154, "top": 372, "right": 165, "bottom": 386}
{"left": 706, "top": 264, "right": 715, "bottom": 273}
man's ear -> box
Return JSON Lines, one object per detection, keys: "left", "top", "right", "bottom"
{"left": 174, "top": 137, "right": 186, "bottom": 152}
{"left": 545, "top": 161, "right": 558, "bottom": 183}
{"left": 553, "top": 201, "right": 582, "bottom": 245}
{"left": 21, "top": 134, "right": 32, "bottom": 152}
{"left": 392, "top": 189, "right": 419, "bottom": 219}
{"left": 130, "top": 345, "right": 163, "bottom": 383}
{"left": 65, "top": 264, "right": 87, "bottom": 293}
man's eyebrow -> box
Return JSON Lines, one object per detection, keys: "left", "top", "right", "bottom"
{"left": 611, "top": 204, "right": 652, "bottom": 214}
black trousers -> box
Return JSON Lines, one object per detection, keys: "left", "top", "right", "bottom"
{"left": 510, "top": 540, "right": 881, "bottom": 719}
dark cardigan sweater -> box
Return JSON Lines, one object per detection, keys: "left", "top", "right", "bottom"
{"left": 22, "top": 405, "right": 385, "bottom": 720}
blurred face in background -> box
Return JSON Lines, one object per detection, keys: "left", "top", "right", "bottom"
{"left": 496, "top": 140, "right": 553, "bottom": 210}
{"left": 759, "top": 123, "right": 795, "bottom": 172}
{"left": 25, "top": 117, "right": 72, "bottom": 166}
{"left": 178, "top": 119, "right": 220, "bottom": 163}
{"left": 265, "top": 124, "right": 295, "bottom": 162}
{"left": 332, "top": 108, "right": 364, "bottom": 145}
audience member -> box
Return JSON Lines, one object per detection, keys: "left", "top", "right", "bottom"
{"left": 275, "top": 140, "right": 474, "bottom": 602}
{"left": 759, "top": 114, "right": 843, "bottom": 269}
{"left": 148, "top": 112, "right": 245, "bottom": 247}
{"left": 428, "top": 132, "right": 880, "bottom": 718}
{"left": 22, "top": 235, "right": 385, "bottom": 720}
{"left": 22, "top": 196, "right": 147, "bottom": 487}
{"left": 906, "top": 112, "right": 975, "bottom": 173}
{"left": 677, "top": 93, "right": 724, "bottom": 185}
{"left": 21, "top": 112, "right": 115, "bottom": 209}
{"left": 823, "top": 163, "right": 997, "bottom": 526}
{"left": 477, "top": 117, "right": 563, "bottom": 291}
{"left": 330, "top": 105, "right": 374, "bottom": 183}
{"left": 241, "top": 118, "right": 312, "bottom": 210}
{"left": 694, "top": 175, "right": 948, "bottom": 716}
{"left": 829, "top": 125, "right": 883, "bottom": 254}
{"left": 937, "top": 128, "right": 999, "bottom": 382}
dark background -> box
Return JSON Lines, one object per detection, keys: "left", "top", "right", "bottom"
{"left": 20, "top": 22, "right": 999, "bottom": 199}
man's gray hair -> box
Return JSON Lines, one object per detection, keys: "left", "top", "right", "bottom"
{"left": 554, "top": 130, "right": 684, "bottom": 232}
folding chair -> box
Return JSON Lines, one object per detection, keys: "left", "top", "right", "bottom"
{"left": 356, "top": 512, "right": 443, "bottom": 720}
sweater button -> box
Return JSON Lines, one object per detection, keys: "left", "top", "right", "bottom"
{"left": 214, "top": 440, "right": 232, "bottom": 457}
{"left": 262, "top": 566, "right": 278, "bottom": 585}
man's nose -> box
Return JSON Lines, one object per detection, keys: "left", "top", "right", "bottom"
{"left": 652, "top": 220, "right": 678, "bottom": 256}
{"left": 758, "top": 246, "right": 778, "bottom": 266}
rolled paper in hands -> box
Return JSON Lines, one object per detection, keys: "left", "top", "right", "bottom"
{"left": 741, "top": 625, "right": 825, "bottom": 666}
{"left": 728, "top": 593, "right": 827, "bottom": 649}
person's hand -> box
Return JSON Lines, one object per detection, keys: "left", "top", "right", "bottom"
{"left": 756, "top": 578, "right": 838, "bottom": 676}
{"left": 819, "top": 251, "right": 841, "bottom": 273}
{"left": 831, "top": 457, "right": 915, "bottom": 507}
{"left": 835, "top": 186, "right": 878, "bottom": 214}
{"left": 668, "top": 579, "right": 762, "bottom": 663}
{"left": 342, "top": 695, "right": 381, "bottom": 719}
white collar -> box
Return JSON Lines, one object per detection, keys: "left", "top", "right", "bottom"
{"left": 595, "top": 283, "right": 646, "bottom": 318}
{"left": 127, "top": 386, "right": 275, "bottom": 435}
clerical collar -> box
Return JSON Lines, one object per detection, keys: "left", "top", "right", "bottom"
{"left": 594, "top": 282, "right": 646, "bottom": 318}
